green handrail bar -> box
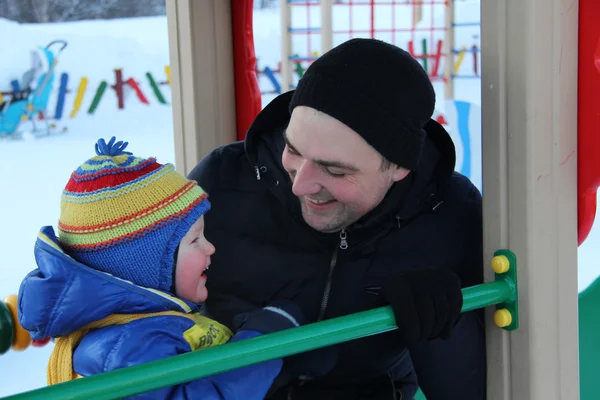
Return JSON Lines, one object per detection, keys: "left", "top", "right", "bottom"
{"left": 1, "top": 250, "right": 518, "bottom": 400}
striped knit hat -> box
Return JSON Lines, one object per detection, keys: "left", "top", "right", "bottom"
{"left": 58, "top": 137, "right": 210, "bottom": 292}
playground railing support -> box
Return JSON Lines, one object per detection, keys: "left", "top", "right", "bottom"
{"left": 1, "top": 250, "right": 518, "bottom": 400}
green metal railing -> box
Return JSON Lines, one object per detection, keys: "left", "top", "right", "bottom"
{"left": 1, "top": 250, "right": 518, "bottom": 400}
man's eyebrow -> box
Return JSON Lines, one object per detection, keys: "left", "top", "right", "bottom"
{"left": 283, "top": 129, "right": 359, "bottom": 172}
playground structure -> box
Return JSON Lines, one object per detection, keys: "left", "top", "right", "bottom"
{"left": 276, "top": 0, "right": 480, "bottom": 101}
{"left": 0, "top": 61, "right": 172, "bottom": 137}
{"left": 0, "top": 0, "right": 598, "bottom": 399}
{"left": 268, "top": 0, "right": 485, "bottom": 185}
{"left": 0, "top": 250, "right": 519, "bottom": 399}
{"left": 0, "top": 0, "right": 482, "bottom": 146}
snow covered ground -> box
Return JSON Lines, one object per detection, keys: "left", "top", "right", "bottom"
{"left": 0, "top": 2, "right": 597, "bottom": 397}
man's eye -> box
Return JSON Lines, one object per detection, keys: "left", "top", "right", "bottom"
{"left": 286, "top": 146, "right": 299, "bottom": 156}
{"left": 325, "top": 169, "right": 346, "bottom": 178}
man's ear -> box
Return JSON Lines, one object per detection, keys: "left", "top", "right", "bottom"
{"left": 391, "top": 166, "right": 411, "bottom": 182}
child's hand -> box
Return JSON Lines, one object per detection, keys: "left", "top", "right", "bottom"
{"left": 234, "top": 300, "right": 338, "bottom": 394}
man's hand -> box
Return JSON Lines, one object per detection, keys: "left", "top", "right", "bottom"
{"left": 382, "top": 268, "right": 463, "bottom": 346}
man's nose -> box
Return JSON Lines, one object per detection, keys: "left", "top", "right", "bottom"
{"left": 292, "top": 162, "right": 321, "bottom": 197}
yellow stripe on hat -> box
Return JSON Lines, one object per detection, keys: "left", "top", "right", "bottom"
{"left": 60, "top": 166, "right": 201, "bottom": 228}
{"left": 77, "top": 155, "right": 144, "bottom": 171}
{"left": 58, "top": 186, "right": 206, "bottom": 247}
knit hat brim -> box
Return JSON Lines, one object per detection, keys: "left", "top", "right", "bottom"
{"left": 158, "top": 194, "right": 211, "bottom": 291}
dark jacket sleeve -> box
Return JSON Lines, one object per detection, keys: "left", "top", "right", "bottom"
{"left": 408, "top": 183, "right": 486, "bottom": 400}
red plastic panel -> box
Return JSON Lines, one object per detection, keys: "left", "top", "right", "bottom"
{"left": 578, "top": 0, "right": 600, "bottom": 246}
{"left": 232, "top": 0, "right": 262, "bottom": 142}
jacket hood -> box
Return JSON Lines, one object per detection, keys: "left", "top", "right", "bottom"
{"left": 242, "top": 91, "right": 456, "bottom": 239}
{"left": 18, "top": 226, "right": 198, "bottom": 340}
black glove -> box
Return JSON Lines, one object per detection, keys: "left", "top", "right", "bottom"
{"left": 380, "top": 268, "right": 463, "bottom": 346}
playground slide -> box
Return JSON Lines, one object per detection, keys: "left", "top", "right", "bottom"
{"left": 579, "top": 277, "right": 600, "bottom": 399}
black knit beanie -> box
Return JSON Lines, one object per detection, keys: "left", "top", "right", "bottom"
{"left": 288, "top": 38, "right": 436, "bottom": 170}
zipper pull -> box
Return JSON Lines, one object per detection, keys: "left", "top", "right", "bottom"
{"left": 339, "top": 229, "right": 348, "bottom": 250}
{"left": 254, "top": 166, "right": 261, "bottom": 181}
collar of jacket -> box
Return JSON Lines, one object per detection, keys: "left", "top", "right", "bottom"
{"left": 242, "top": 91, "right": 457, "bottom": 251}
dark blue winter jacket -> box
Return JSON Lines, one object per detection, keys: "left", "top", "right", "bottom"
{"left": 18, "top": 225, "right": 302, "bottom": 400}
{"left": 187, "top": 91, "right": 486, "bottom": 400}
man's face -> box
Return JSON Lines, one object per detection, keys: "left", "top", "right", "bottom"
{"left": 282, "top": 106, "right": 410, "bottom": 233}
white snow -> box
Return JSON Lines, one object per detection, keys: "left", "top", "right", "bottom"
{"left": 0, "top": 2, "right": 597, "bottom": 397}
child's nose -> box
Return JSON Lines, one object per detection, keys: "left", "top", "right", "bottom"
{"left": 205, "top": 241, "right": 216, "bottom": 255}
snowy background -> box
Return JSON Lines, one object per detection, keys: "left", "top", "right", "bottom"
{"left": 0, "top": 1, "right": 598, "bottom": 396}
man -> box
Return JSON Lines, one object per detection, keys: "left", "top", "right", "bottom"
{"left": 189, "top": 38, "right": 485, "bottom": 399}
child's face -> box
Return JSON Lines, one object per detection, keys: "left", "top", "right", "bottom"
{"left": 175, "top": 216, "right": 215, "bottom": 303}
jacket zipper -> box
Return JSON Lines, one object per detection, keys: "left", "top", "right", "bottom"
{"left": 289, "top": 230, "right": 347, "bottom": 398}
{"left": 317, "top": 229, "right": 347, "bottom": 321}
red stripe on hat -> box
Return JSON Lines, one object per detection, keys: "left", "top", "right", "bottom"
{"left": 61, "top": 195, "right": 206, "bottom": 252}
{"left": 59, "top": 183, "right": 205, "bottom": 233}
{"left": 65, "top": 159, "right": 161, "bottom": 193}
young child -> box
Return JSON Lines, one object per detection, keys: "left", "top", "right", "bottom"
{"left": 17, "top": 137, "right": 304, "bottom": 399}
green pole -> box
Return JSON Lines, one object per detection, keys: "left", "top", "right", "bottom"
{"left": 146, "top": 72, "right": 167, "bottom": 104}
{"left": 1, "top": 278, "right": 515, "bottom": 400}
{"left": 422, "top": 38, "right": 428, "bottom": 73}
{"left": 295, "top": 62, "right": 304, "bottom": 78}
{"left": 87, "top": 81, "right": 107, "bottom": 114}
{"left": 0, "top": 302, "right": 14, "bottom": 355}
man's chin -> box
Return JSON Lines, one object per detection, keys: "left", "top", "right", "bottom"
{"left": 301, "top": 212, "right": 343, "bottom": 234}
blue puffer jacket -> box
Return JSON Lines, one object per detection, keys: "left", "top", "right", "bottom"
{"left": 18, "top": 226, "right": 303, "bottom": 400}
